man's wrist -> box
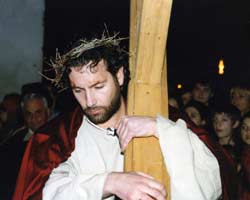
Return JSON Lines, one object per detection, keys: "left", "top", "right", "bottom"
{"left": 103, "top": 172, "right": 118, "bottom": 198}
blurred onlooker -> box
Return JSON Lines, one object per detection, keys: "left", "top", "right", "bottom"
{"left": 168, "top": 96, "right": 180, "bottom": 110}
{"left": 183, "top": 100, "right": 209, "bottom": 128}
{"left": 238, "top": 113, "right": 250, "bottom": 199}
{"left": 168, "top": 90, "right": 182, "bottom": 110}
{"left": 230, "top": 83, "right": 250, "bottom": 116}
{"left": 211, "top": 104, "right": 241, "bottom": 165}
{"left": 20, "top": 93, "right": 50, "bottom": 139}
{"left": 192, "top": 79, "right": 214, "bottom": 106}
{"left": 21, "top": 82, "right": 53, "bottom": 112}
{"left": 0, "top": 93, "right": 22, "bottom": 144}
{"left": 180, "top": 89, "right": 192, "bottom": 106}
{"left": 2, "top": 93, "right": 20, "bottom": 114}
{"left": 0, "top": 93, "right": 50, "bottom": 199}
{"left": 21, "top": 81, "right": 76, "bottom": 116}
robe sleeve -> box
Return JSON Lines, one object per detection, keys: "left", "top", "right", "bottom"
{"left": 43, "top": 156, "right": 109, "bottom": 200}
{"left": 157, "top": 115, "right": 222, "bottom": 200}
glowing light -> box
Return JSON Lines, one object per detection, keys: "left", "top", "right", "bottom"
{"left": 177, "top": 84, "right": 182, "bottom": 89}
{"left": 218, "top": 59, "right": 225, "bottom": 75}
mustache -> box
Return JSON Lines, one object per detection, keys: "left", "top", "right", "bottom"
{"left": 84, "top": 106, "right": 105, "bottom": 112}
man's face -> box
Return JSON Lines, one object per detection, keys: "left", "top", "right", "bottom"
{"left": 192, "top": 83, "right": 212, "bottom": 105}
{"left": 168, "top": 98, "right": 179, "bottom": 109}
{"left": 181, "top": 92, "right": 192, "bottom": 106}
{"left": 69, "top": 59, "right": 124, "bottom": 125}
{"left": 241, "top": 117, "right": 250, "bottom": 145}
{"left": 230, "top": 91, "right": 250, "bottom": 115}
{"left": 23, "top": 99, "right": 49, "bottom": 131}
{"left": 184, "top": 106, "right": 204, "bottom": 127}
{"left": 212, "top": 113, "right": 235, "bottom": 139}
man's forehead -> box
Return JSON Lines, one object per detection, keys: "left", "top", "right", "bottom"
{"left": 70, "top": 59, "right": 107, "bottom": 73}
{"left": 24, "top": 99, "right": 45, "bottom": 108}
{"left": 214, "top": 112, "right": 230, "bottom": 118}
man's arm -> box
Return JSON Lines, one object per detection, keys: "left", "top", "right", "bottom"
{"left": 115, "top": 115, "right": 222, "bottom": 200}
{"left": 43, "top": 154, "right": 166, "bottom": 200}
{"left": 42, "top": 157, "right": 108, "bottom": 200}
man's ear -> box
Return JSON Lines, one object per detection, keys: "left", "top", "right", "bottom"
{"left": 233, "top": 120, "right": 240, "bottom": 129}
{"left": 116, "top": 66, "right": 124, "bottom": 86}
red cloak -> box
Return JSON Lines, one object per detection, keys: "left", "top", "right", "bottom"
{"left": 13, "top": 106, "right": 238, "bottom": 200}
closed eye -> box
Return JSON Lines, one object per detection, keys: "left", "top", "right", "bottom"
{"left": 95, "top": 85, "right": 104, "bottom": 89}
{"left": 73, "top": 88, "right": 83, "bottom": 93}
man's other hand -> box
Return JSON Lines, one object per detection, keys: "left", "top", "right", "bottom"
{"left": 115, "top": 116, "right": 158, "bottom": 151}
{"left": 103, "top": 172, "right": 166, "bottom": 200}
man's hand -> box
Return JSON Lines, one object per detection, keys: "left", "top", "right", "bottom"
{"left": 103, "top": 172, "right": 166, "bottom": 200}
{"left": 115, "top": 116, "right": 158, "bottom": 151}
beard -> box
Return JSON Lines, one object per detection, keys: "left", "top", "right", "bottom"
{"left": 83, "top": 83, "right": 121, "bottom": 124}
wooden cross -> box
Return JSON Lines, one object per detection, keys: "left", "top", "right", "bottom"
{"left": 126, "top": 0, "right": 173, "bottom": 199}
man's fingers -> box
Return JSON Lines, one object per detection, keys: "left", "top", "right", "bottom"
{"left": 140, "top": 173, "right": 167, "bottom": 198}
{"left": 139, "top": 183, "right": 166, "bottom": 200}
{"left": 116, "top": 119, "right": 133, "bottom": 151}
{"left": 138, "top": 193, "right": 155, "bottom": 200}
{"left": 148, "top": 180, "right": 167, "bottom": 197}
{"left": 106, "top": 172, "right": 166, "bottom": 200}
{"left": 134, "top": 172, "right": 167, "bottom": 199}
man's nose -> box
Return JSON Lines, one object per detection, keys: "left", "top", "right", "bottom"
{"left": 29, "top": 113, "right": 36, "bottom": 120}
{"left": 214, "top": 121, "right": 220, "bottom": 128}
{"left": 86, "top": 91, "right": 96, "bottom": 107}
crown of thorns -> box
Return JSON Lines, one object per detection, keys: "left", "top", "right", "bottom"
{"left": 41, "top": 32, "right": 127, "bottom": 90}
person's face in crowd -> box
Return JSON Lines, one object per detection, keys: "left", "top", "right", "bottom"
{"left": 230, "top": 91, "right": 250, "bottom": 115}
{"left": 212, "top": 113, "right": 237, "bottom": 140}
{"left": 168, "top": 98, "right": 179, "bottom": 109}
{"left": 192, "top": 83, "right": 212, "bottom": 105}
{"left": 23, "top": 98, "right": 50, "bottom": 132}
{"left": 69, "top": 59, "right": 124, "bottom": 125}
{"left": 241, "top": 117, "right": 250, "bottom": 145}
{"left": 181, "top": 92, "right": 192, "bottom": 106}
{"left": 184, "top": 106, "right": 205, "bottom": 127}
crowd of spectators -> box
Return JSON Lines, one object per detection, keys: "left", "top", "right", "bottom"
{"left": 169, "top": 78, "right": 250, "bottom": 200}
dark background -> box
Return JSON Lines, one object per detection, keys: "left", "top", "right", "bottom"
{"left": 43, "top": 0, "right": 250, "bottom": 91}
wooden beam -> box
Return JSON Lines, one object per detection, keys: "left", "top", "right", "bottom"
{"left": 126, "top": 0, "right": 172, "bottom": 199}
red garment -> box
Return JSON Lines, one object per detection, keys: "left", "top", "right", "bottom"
{"left": 13, "top": 107, "right": 83, "bottom": 200}
{"left": 239, "top": 146, "right": 250, "bottom": 200}
{"left": 13, "top": 106, "right": 238, "bottom": 200}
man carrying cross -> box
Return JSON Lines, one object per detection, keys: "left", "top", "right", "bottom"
{"left": 13, "top": 35, "right": 224, "bottom": 200}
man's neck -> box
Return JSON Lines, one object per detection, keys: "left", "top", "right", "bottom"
{"left": 97, "top": 98, "right": 126, "bottom": 129}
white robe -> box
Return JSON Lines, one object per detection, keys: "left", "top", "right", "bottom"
{"left": 43, "top": 116, "right": 222, "bottom": 200}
